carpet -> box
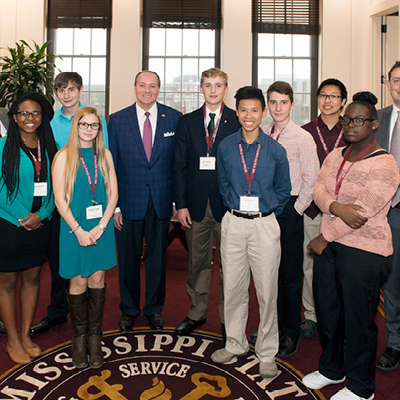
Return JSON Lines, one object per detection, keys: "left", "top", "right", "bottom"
{"left": 0, "top": 328, "right": 324, "bottom": 400}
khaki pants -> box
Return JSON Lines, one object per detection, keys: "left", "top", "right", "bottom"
{"left": 221, "top": 211, "right": 280, "bottom": 363}
{"left": 302, "top": 213, "right": 321, "bottom": 322}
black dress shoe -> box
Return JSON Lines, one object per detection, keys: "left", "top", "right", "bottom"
{"left": 300, "top": 320, "right": 318, "bottom": 338}
{"left": 376, "top": 347, "right": 400, "bottom": 371}
{"left": 119, "top": 314, "right": 135, "bottom": 332}
{"left": 249, "top": 331, "right": 258, "bottom": 345}
{"left": 30, "top": 316, "right": 68, "bottom": 337}
{"left": 277, "top": 335, "right": 301, "bottom": 358}
{"left": 148, "top": 314, "right": 164, "bottom": 330}
{"left": 175, "top": 316, "right": 206, "bottom": 336}
{"left": 0, "top": 320, "right": 6, "bottom": 336}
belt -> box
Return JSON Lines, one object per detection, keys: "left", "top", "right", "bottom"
{"left": 227, "top": 207, "right": 272, "bottom": 219}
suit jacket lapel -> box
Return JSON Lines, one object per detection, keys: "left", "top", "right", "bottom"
{"left": 127, "top": 104, "right": 144, "bottom": 157}
{"left": 381, "top": 106, "right": 392, "bottom": 150}
{"left": 152, "top": 103, "right": 166, "bottom": 160}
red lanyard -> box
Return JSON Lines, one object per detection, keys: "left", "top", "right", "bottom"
{"left": 238, "top": 142, "right": 262, "bottom": 196}
{"left": 335, "top": 140, "right": 376, "bottom": 197}
{"left": 316, "top": 118, "right": 343, "bottom": 156}
{"left": 270, "top": 124, "right": 288, "bottom": 142}
{"left": 203, "top": 102, "right": 224, "bottom": 154}
{"left": 80, "top": 146, "right": 98, "bottom": 205}
{"left": 25, "top": 139, "right": 42, "bottom": 181}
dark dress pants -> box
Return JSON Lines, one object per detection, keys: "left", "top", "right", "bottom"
{"left": 47, "top": 211, "right": 69, "bottom": 319}
{"left": 116, "top": 194, "right": 170, "bottom": 317}
{"left": 384, "top": 207, "right": 400, "bottom": 349}
{"left": 314, "top": 242, "right": 391, "bottom": 399}
{"left": 277, "top": 196, "right": 304, "bottom": 338}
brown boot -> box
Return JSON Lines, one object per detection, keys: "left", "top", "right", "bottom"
{"left": 67, "top": 291, "right": 88, "bottom": 369}
{"left": 87, "top": 285, "right": 106, "bottom": 369}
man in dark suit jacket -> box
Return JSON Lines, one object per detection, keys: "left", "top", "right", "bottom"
{"left": 173, "top": 68, "right": 240, "bottom": 337}
{"left": 108, "top": 71, "right": 181, "bottom": 332}
{"left": 375, "top": 61, "right": 400, "bottom": 371}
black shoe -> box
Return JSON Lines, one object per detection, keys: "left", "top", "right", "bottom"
{"left": 30, "top": 316, "right": 68, "bottom": 337}
{"left": 0, "top": 320, "right": 6, "bottom": 336}
{"left": 376, "top": 347, "right": 400, "bottom": 371}
{"left": 249, "top": 331, "right": 258, "bottom": 345}
{"left": 119, "top": 314, "right": 135, "bottom": 332}
{"left": 175, "top": 316, "right": 206, "bottom": 336}
{"left": 147, "top": 314, "right": 164, "bottom": 330}
{"left": 277, "top": 335, "right": 301, "bottom": 358}
{"left": 300, "top": 320, "right": 318, "bottom": 338}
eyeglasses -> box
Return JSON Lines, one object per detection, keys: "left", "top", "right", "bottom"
{"left": 17, "top": 111, "right": 42, "bottom": 118}
{"left": 339, "top": 116, "right": 375, "bottom": 127}
{"left": 78, "top": 122, "right": 100, "bottom": 130}
{"left": 318, "top": 94, "right": 341, "bottom": 101}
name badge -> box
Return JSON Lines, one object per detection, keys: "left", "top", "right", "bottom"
{"left": 199, "top": 157, "right": 216, "bottom": 170}
{"left": 240, "top": 196, "right": 259, "bottom": 212}
{"left": 34, "top": 182, "right": 47, "bottom": 197}
{"left": 86, "top": 204, "right": 103, "bottom": 220}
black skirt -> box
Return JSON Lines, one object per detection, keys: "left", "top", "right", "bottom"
{"left": 0, "top": 217, "right": 51, "bottom": 272}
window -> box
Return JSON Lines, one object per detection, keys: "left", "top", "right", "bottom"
{"left": 143, "top": 0, "right": 221, "bottom": 114}
{"left": 252, "top": 0, "right": 319, "bottom": 126}
{"left": 47, "top": 0, "right": 111, "bottom": 117}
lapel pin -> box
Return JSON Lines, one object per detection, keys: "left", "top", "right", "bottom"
{"left": 161, "top": 114, "right": 166, "bottom": 117}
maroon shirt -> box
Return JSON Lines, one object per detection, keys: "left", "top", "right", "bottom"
{"left": 302, "top": 115, "right": 350, "bottom": 218}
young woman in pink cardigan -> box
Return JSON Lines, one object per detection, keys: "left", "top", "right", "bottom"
{"left": 302, "top": 92, "right": 400, "bottom": 400}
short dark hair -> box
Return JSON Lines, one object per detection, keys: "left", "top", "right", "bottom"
{"left": 234, "top": 86, "right": 266, "bottom": 110}
{"left": 348, "top": 91, "right": 378, "bottom": 120}
{"left": 317, "top": 78, "right": 347, "bottom": 101}
{"left": 266, "top": 81, "right": 293, "bottom": 103}
{"left": 54, "top": 72, "right": 83, "bottom": 91}
{"left": 134, "top": 70, "right": 161, "bottom": 88}
{"left": 388, "top": 61, "right": 400, "bottom": 81}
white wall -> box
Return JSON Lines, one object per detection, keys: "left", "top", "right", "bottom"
{"left": 0, "top": 0, "right": 46, "bottom": 57}
{"left": 221, "top": 0, "right": 252, "bottom": 109}
{"left": 2, "top": 0, "right": 400, "bottom": 114}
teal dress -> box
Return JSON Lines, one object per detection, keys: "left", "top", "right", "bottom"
{"left": 59, "top": 147, "right": 116, "bottom": 279}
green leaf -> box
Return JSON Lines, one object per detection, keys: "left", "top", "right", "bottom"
{"left": 0, "top": 40, "right": 61, "bottom": 108}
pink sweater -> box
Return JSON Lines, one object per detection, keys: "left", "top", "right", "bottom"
{"left": 314, "top": 147, "right": 400, "bottom": 257}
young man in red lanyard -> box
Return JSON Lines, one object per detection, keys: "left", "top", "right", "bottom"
{"left": 300, "top": 79, "right": 348, "bottom": 338}
{"left": 261, "top": 81, "right": 319, "bottom": 358}
{"left": 211, "top": 86, "right": 290, "bottom": 379}
{"left": 173, "top": 68, "right": 240, "bottom": 339}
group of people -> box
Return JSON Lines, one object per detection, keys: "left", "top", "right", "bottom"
{"left": 1, "top": 64, "right": 400, "bottom": 400}
{"left": 0, "top": 74, "right": 117, "bottom": 369}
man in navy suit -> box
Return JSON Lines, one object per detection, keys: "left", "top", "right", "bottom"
{"left": 108, "top": 71, "right": 181, "bottom": 332}
{"left": 173, "top": 68, "right": 240, "bottom": 338}
{"left": 375, "top": 61, "right": 400, "bottom": 371}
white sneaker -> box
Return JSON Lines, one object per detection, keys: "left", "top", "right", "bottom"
{"left": 302, "top": 370, "right": 345, "bottom": 389}
{"left": 211, "top": 348, "right": 247, "bottom": 364}
{"left": 331, "top": 388, "right": 374, "bottom": 400}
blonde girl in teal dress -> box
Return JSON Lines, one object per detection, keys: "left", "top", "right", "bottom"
{"left": 52, "top": 106, "right": 118, "bottom": 369}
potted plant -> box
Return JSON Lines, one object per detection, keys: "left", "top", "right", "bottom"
{"left": 0, "top": 40, "right": 60, "bottom": 108}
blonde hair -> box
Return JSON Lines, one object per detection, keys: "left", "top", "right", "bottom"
{"left": 61, "top": 107, "right": 110, "bottom": 206}
{"left": 200, "top": 68, "right": 228, "bottom": 87}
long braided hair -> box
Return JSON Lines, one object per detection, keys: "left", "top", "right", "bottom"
{"left": 1, "top": 92, "right": 57, "bottom": 203}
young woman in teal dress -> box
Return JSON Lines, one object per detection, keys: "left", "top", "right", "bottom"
{"left": 0, "top": 92, "right": 57, "bottom": 365}
{"left": 52, "top": 106, "right": 118, "bottom": 369}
